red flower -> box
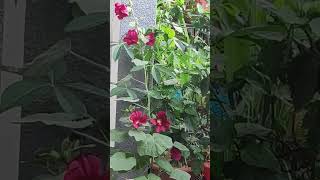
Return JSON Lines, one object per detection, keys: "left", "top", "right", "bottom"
{"left": 64, "top": 154, "right": 108, "bottom": 180}
{"left": 146, "top": 32, "right": 156, "bottom": 46}
{"left": 170, "top": 147, "right": 182, "bottom": 161}
{"left": 114, "top": 2, "right": 129, "bottom": 20}
{"left": 130, "top": 111, "right": 148, "bottom": 128}
{"left": 123, "top": 29, "right": 139, "bottom": 45}
{"left": 150, "top": 111, "right": 171, "bottom": 133}
{"left": 195, "top": 0, "right": 209, "bottom": 11}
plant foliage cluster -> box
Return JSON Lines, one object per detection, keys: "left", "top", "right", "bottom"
{"left": 211, "top": 0, "right": 320, "bottom": 179}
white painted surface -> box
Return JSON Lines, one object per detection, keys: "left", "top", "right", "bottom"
{"left": 0, "top": 0, "right": 26, "bottom": 178}
{"left": 110, "top": 0, "right": 120, "bottom": 147}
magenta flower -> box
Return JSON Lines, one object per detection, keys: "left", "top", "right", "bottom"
{"left": 146, "top": 32, "right": 156, "bottom": 46}
{"left": 64, "top": 154, "right": 108, "bottom": 180}
{"left": 170, "top": 147, "right": 182, "bottom": 161}
{"left": 150, "top": 111, "right": 171, "bottom": 133}
{"left": 114, "top": 2, "right": 129, "bottom": 20}
{"left": 124, "top": 29, "right": 139, "bottom": 45}
{"left": 130, "top": 111, "right": 148, "bottom": 128}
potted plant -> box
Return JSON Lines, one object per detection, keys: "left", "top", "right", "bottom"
{"left": 110, "top": 1, "right": 210, "bottom": 180}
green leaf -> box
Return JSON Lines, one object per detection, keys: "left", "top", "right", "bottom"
{"left": 111, "top": 129, "right": 129, "bottom": 143}
{"left": 149, "top": 90, "right": 163, "bottom": 99}
{"left": 164, "top": 79, "right": 178, "bottom": 85}
{"left": 131, "top": 65, "right": 145, "bottom": 72}
{"left": 224, "top": 37, "right": 250, "bottom": 82}
{"left": 110, "top": 152, "right": 136, "bottom": 171}
{"left": 110, "top": 86, "right": 127, "bottom": 96}
{"left": 137, "top": 133, "right": 173, "bottom": 157}
{"left": 133, "top": 59, "right": 149, "bottom": 66}
{"left": 65, "top": 12, "right": 106, "bottom": 32}
{"left": 310, "top": 17, "right": 320, "bottom": 37}
{"left": 157, "top": 66, "right": 175, "bottom": 77}
{"left": 24, "top": 39, "right": 71, "bottom": 77}
{"left": 113, "top": 44, "right": 123, "bottom": 61}
{"left": 151, "top": 66, "right": 161, "bottom": 84}
{"left": 117, "top": 74, "right": 132, "bottom": 85}
{"left": 0, "top": 80, "right": 52, "bottom": 112}
{"left": 169, "top": 169, "right": 191, "bottom": 180}
{"left": 135, "top": 174, "right": 160, "bottom": 180}
{"left": 163, "top": 27, "right": 176, "bottom": 39}
{"left": 49, "top": 60, "right": 67, "bottom": 81}
{"left": 129, "top": 130, "right": 146, "bottom": 141}
{"left": 69, "top": 0, "right": 107, "bottom": 14}
{"left": 124, "top": 45, "right": 134, "bottom": 59}
{"left": 127, "top": 89, "right": 138, "bottom": 99}
{"left": 235, "top": 123, "right": 272, "bottom": 138}
{"left": 135, "top": 177, "right": 148, "bottom": 180}
{"left": 240, "top": 143, "right": 280, "bottom": 172}
{"left": 147, "top": 174, "right": 161, "bottom": 180}
{"left": 116, "top": 97, "right": 139, "bottom": 102}
{"left": 64, "top": 82, "right": 108, "bottom": 97}
{"left": 54, "top": 87, "right": 87, "bottom": 115}
{"left": 235, "top": 25, "right": 287, "bottom": 41}
{"left": 212, "top": 119, "right": 234, "bottom": 152}
{"left": 179, "top": 73, "right": 190, "bottom": 85}
{"left": 276, "top": 8, "right": 307, "bottom": 25}
{"left": 156, "top": 159, "right": 173, "bottom": 173}
{"left": 18, "top": 113, "right": 93, "bottom": 129}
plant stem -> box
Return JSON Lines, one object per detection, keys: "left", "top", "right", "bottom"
{"left": 70, "top": 50, "right": 110, "bottom": 72}
{"left": 144, "top": 65, "right": 151, "bottom": 117}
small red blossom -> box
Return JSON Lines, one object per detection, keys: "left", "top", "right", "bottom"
{"left": 195, "top": 0, "right": 209, "bottom": 11}
{"left": 146, "top": 32, "right": 156, "bottom": 46}
{"left": 170, "top": 147, "right": 182, "bottom": 161}
{"left": 124, "top": 29, "right": 139, "bottom": 45}
{"left": 114, "top": 2, "right": 129, "bottom": 20}
{"left": 129, "top": 111, "right": 148, "bottom": 128}
{"left": 150, "top": 111, "right": 171, "bottom": 133}
{"left": 64, "top": 154, "right": 108, "bottom": 180}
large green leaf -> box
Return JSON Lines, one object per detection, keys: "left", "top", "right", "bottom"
{"left": 65, "top": 13, "right": 106, "bottom": 32}
{"left": 18, "top": 113, "right": 93, "bottom": 129}
{"left": 110, "top": 129, "right": 129, "bottom": 143}
{"left": 240, "top": 143, "right": 280, "bottom": 172}
{"left": 129, "top": 130, "right": 147, "bottom": 141}
{"left": 113, "top": 44, "right": 123, "bottom": 61}
{"left": 135, "top": 174, "right": 161, "bottom": 180}
{"left": 310, "top": 17, "right": 320, "bottom": 37}
{"left": 224, "top": 37, "right": 250, "bottom": 82}
{"left": 156, "top": 159, "right": 173, "bottom": 173}
{"left": 151, "top": 66, "right": 161, "bottom": 84}
{"left": 235, "top": 123, "right": 272, "bottom": 138}
{"left": 110, "top": 152, "right": 136, "bottom": 171}
{"left": 64, "top": 82, "right": 108, "bottom": 97}
{"left": 212, "top": 118, "right": 234, "bottom": 152}
{"left": 24, "top": 39, "right": 71, "bottom": 77}
{"left": 54, "top": 87, "right": 87, "bottom": 115}
{"left": 69, "top": 0, "right": 107, "bottom": 14}
{"left": 235, "top": 25, "right": 287, "bottom": 41}
{"left": 0, "top": 80, "right": 52, "bottom": 112}
{"left": 137, "top": 133, "right": 173, "bottom": 157}
{"left": 169, "top": 169, "right": 191, "bottom": 180}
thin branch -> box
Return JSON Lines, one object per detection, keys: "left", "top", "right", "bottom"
{"left": 70, "top": 50, "right": 110, "bottom": 72}
{"left": 72, "top": 130, "right": 109, "bottom": 147}
{"left": 0, "top": 64, "right": 24, "bottom": 74}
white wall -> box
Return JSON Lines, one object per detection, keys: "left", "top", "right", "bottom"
{"left": 0, "top": 0, "right": 26, "bottom": 178}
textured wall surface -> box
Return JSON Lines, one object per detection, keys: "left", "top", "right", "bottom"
{"left": 114, "top": 0, "right": 157, "bottom": 179}
{"left": 120, "top": 0, "right": 157, "bottom": 36}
